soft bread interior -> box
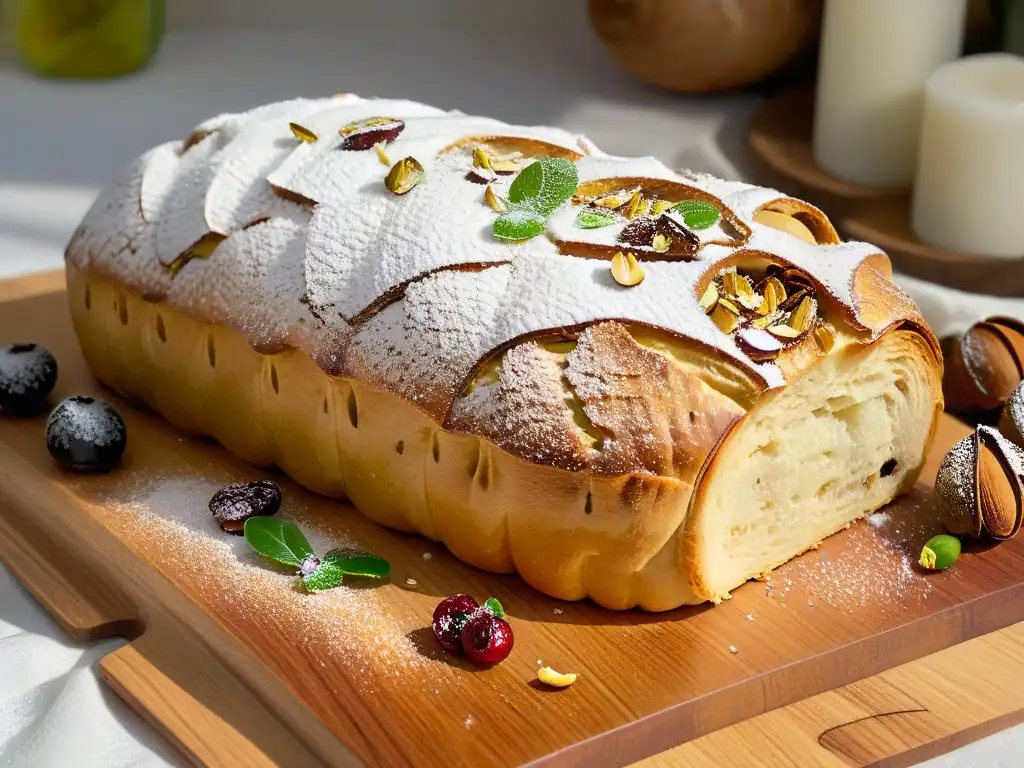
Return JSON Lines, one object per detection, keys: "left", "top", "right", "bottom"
{"left": 687, "top": 330, "right": 940, "bottom": 602}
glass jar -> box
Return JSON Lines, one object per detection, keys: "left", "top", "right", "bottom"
{"left": 7, "top": 0, "right": 165, "bottom": 79}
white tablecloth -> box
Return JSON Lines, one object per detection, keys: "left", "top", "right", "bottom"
{"left": 2, "top": 13, "right": 1022, "bottom": 767}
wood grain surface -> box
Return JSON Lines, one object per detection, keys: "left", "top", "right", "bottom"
{"left": 0, "top": 270, "right": 1022, "bottom": 767}
{"left": 747, "top": 88, "right": 1024, "bottom": 297}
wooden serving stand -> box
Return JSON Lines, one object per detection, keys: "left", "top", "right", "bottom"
{"left": 3, "top": 271, "right": 1024, "bottom": 767}
{"left": 747, "top": 88, "right": 1024, "bottom": 297}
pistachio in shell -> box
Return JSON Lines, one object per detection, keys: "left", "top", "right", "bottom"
{"left": 935, "top": 425, "right": 1024, "bottom": 540}
{"left": 942, "top": 317, "right": 1024, "bottom": 415}
{"left": 999, "top": 380, "right": 1024, "bottom": 450}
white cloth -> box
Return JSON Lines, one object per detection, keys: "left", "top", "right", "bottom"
{"left": 0, "top": 15, "right": 1020, "bottom": 767}
{"left": 0, "top": 566, "right": 181, "bottom": 767}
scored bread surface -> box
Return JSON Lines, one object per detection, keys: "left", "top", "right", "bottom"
{"left": 66, "top": 95, "right": 943, "bottom": 610}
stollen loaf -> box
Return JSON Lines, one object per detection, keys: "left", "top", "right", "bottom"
{"left": 65, "top": 95, "right": 943, "bottom": 610}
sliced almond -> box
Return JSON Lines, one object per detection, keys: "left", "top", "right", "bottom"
{"left": 611, "top": 251, "right": 645, "bottom": 287}
{"left": 767, "top": 324, "right": 801, "bottom": 339}
{"left": 699, "top": 283, "right": 719, "bottom": 313}
{"left": 374, "top": 142, "right": 391, "bottom": 166}
{"left": 289, "top": 122, "right": 317, "bottom": 143}
{"left": 813, "top": 324, "right": 835, "bottom": 353}
{"left": 711, "top": 303, "right": 739, "bottom": 334}
{"left": 484, "top": 185, "right": 506, "bottom": 212}
{"left": 537, "top": 666, "right": 577, "bottom": 688}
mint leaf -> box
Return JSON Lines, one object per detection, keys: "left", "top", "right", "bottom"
{"left": 575, "top": 208, "right": 618, "bottom": 229}
{"left": 483, "top": 597, "right": 505, "bottom": 618}
{"left": 493, "top": 207, "right": 546, "bottom": 241}
{"left": 243, "top": 517, "right": 315, "bottom": 570}
{"left": 302, "top": 556, "right": 345, "bottom": 592}
{"left": 301, "top": 548, "right": 390, "bottom": 592}
{"left": 672, "top": 199, "right": 720, "bottom": 230}
{"left": 330, "top": 548, "right": 391, "bottom": 580}
{"left": 508, "top": 157, "right": 578, "bottom": 217}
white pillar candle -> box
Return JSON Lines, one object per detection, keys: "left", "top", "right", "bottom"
{"left": 812, "top": 0, "right": 967, "bottom": 188}
{"left": 912, "top": 53, "right": 1024, "bottom": 257}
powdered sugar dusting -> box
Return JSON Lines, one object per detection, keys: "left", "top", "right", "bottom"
{"left": 102, "top": 474, "right": 428, "bottom": 682}
{"left": 780, "top": 504, "right": 935, "bottom": 614}
{"left": 72, "top": 94, "right": 903, "bottom": 469}
{"left": 45, "top": 398, "right": 124, "bottom": 450}
{"left": 0, "top": 345, "right": 53, "bottom": 396}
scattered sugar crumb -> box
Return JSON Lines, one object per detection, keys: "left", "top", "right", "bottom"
{"left": 464, "top": 715, "right": 474, "bottom": 729}
{"left": 101, "top": 474, "right": 428, "bottom": 686}
{"left": 422, "top": 552, "right": 432, "bottom": 561}
{"left": 745, "top": 613, "right": 754, "bottom": 622}
{"left": 728, "top": 645, "right": 739, "bottom": 654}
{"left": 781, "top": 504, "right": 934, "bottom": 616}
{"left": 404, "top": 578, "right": 418, "bottom": 587}
{"left": 553, "top": 608, "right": 563, "bottom": 615}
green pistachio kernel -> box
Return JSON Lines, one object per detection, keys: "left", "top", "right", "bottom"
{"left": 920, "top": 534, "right": 961, "bottom": 570}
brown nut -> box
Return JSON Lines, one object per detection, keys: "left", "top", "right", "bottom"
{"left": 999, "top": 380, "right": 1024, "bottom": 449}
{"left": 943, "top": 317, "right": 1024, "bottom": 414}
{"left": 935, "top": 425, "right": 1024, "bottom": 540}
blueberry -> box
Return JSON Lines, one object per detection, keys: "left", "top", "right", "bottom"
{"left": 209, "top": 480, "right": 282, "bottom": 534}
{"left": 0, "top": 343, "right": 57, "bottom": 416}
{"left": 45, "top": 396, "right": 126, "bottom": 473}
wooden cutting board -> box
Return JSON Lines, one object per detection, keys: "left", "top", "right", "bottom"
{"left": 1, "top": 270, "right": 1022, "bottom": 768}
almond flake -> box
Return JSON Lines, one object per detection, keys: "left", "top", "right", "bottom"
{"left": 374, "top": 142, "right": 392, "bottom": 166}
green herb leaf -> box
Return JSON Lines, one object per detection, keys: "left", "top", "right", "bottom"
{"left": 508, "top": 157, "right": 578, "bottom": 217}
{"left": 671, "top": 199, "right": 721, "bottom": 230}
{"left": 483, "top": 597, "right": 505, "bottom": 618}
{"left": 302, "top": 557, "right": 345, "bottom": 593}
{"left": 493, "top": 207, "right": 547, "bottom": 241}
{"left": 301, "top": 548, "right": 391, "bottom": 593}
{"left": 330, "top": 548, "right": 391, "bottom": 580}
{"left": 575, "top": 208, "right": 618, "bottom": 229}
{"left": 243, "top": 517, "right": 315, "bottom": 570}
